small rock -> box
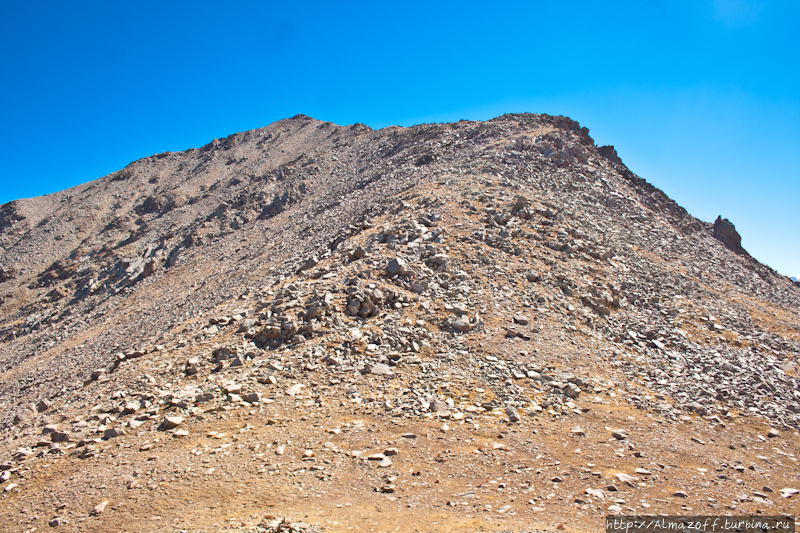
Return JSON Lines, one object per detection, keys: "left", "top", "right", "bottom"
{"left": 91, "top": 500, "right": 108, "bottom": 516}
{"left": 586, "top": 488, "right": 604, "bottom": 499}
{"left": 161, "top": 416, "right": 184, "bottom": 430}
{"left": 571, "top": 426, "right": 585, "bottom": 436}
{"left": 512, "top": 314, "right": 529, "bottom": 325}
{"left": 242, "top": 392, "right": 261, "bottom": 403}
{"left": 298, "top": 256, "right": 318, "bottom": 272}
{"left": 767, "top": 428, "right": 780, "bottom": 438}
{"left": 13, "top": 408, "right": 34, "bottom": 425}
{"left": 366, "top": 363, "right": 394, "bottom": 376}
{"left": 387, "top": 258, "right": 407, "bottom": 276}
{"left": 103, "top": 427, "right": 125, "bottom": 439}
{"left": 286, "top": 384, "right": 304, "bottom": 396}
{"left": 615, "top": 473, "right": 638, "bottom": 484}
{"left": 50, "top": 431, "right": 70, "bottom": 443}
{"left": 505, "top": 406, "right": 521, "bottom": 422}
{"left": 431, "top": 400, "right": 449, "bottom": 413}
{"left": 452, "top": 317, "right": 471, "bottom": 333}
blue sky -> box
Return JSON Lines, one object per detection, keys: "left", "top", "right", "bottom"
{"left": 1, "top": 1, "right": 798, "bottom": 276}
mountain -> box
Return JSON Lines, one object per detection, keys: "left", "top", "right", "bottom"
{"left": 0, "top": 114, "right": 798, "bottom": 532}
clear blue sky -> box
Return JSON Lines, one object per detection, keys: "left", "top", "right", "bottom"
{"left": 1, "top": 1, "right": 798, "bottom": 276}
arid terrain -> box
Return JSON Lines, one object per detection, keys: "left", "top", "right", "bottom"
{"left": 0, "top": 113, "right": 798, "bottom": 532}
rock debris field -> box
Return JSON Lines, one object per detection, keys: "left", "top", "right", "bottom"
{"left": 0, "top": 113, "right": 798, "bottom": 532}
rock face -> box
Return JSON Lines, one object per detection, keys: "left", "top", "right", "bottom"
{"left": 0, "top": 113, "right": 798, "bottom": 532}
{"left": 713, "top": 215, "right": 747, "bottom": 255}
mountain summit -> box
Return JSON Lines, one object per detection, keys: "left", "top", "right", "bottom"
{"left": 0, "top": 114, "right": 798, "bottom": 532}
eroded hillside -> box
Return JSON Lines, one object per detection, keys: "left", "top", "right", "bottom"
{"left": 0, "top": 114, "right": 798, "bottom": 532}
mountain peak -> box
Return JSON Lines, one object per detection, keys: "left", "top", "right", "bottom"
{"left": 0, "top": 114, "right": 798, "bottom": 530}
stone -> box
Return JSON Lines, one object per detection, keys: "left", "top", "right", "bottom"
{"left": 13, "top": 408, "right": 34, "bottom": 425}
{"left": 431, "top": 400, "right": 449, "bottom": 413}
{"left": 242, "top": 392, "right": 261, "bottom": 403}
{"left": 767, "top": 428, "right": 780, "bottom": 438}
{"left": 238, "top": 318, "right": 258, "bottom": 332}
{"left": 615, "top": 473, "right": 638, "bottom": 484}
{"left": 90, "top": 500, "right": 108, "bottom": 516}
{"left": 50, "top": 431, "right": 70, "bottom": 443}
{"left": 298, "top": 256, "right": 318, "bottom": 272}
{"left": 286, "top": 384, "right": 304, "bottom": 396}
{"left": 586, "top": 488, "right": 604, "bottom": 499}
{"left": 364, "top": 363, "right": 394, "bottom": 376}
{"left": 196, "top": 392, "right": 214, "bottom": 403}
{"left": 570, "top": 426, "right": 585, "bottom": 436}
{"left": 161, "top": 416, "right": 184, "bottom": 430}
{"left": 36, "top": 399, "right": 52, "bottom": 413}
{"left": 387, "top": 258, "right": 407, "bottom": 276}
{"left": 103, "top": 427, "right": 125, "bottom": 439}
{"left": 505, "top": 406, "right": 521, "bottom": 422}
{"left": 452, "top": 317, "right": 471, "bottom": 333}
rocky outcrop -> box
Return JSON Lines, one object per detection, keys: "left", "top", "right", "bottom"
{"left": 597, "top": 145, "right": 623, "bottom": 165}
{"left": 713, "top": 215, "right": 748, "bottom": 256}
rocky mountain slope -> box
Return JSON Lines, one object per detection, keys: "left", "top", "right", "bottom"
{"left": 0, "top": 113, "right": 798, "bottom": 532}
